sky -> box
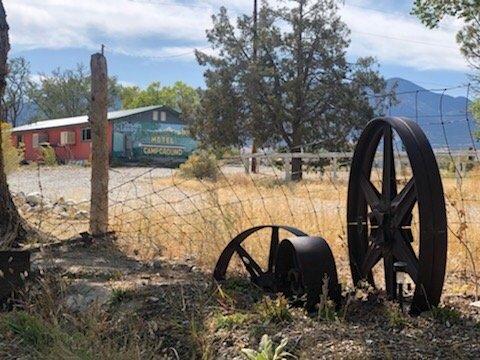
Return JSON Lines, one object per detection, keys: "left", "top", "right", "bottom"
{"left": 4, "top": 0, "right": 473, "bottom": 96}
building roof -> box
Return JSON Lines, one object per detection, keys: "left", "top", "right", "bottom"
{"left": 11, "top": 105, "right": 167, "bottom": 132}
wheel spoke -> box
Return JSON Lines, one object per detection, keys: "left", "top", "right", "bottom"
{"left": 268, "top": 227, "right": 279, "bottom": 273}
{"left": 360, "top": 173, "right": 381, "bottom": 209}
{"left": 236, "top": 245, "right": 263, "bottom": 280}
{"left": 392, "top": 231, "right": 419, "bottom": 283}
{"left": 361, "top": 243, "right": 383, "bottom": 276}
{"left": 382, "top": 125, "right": 397, "bottom": 202}
{"left": 392, "top": 178, "right": 417, "bottom": 227}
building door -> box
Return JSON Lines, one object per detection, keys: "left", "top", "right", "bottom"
{"left": 124, "top": 134, "right": 133, "bottom": 159}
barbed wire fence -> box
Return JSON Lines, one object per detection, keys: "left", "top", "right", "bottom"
{"left": 8, "top": 82, "right": 480, "bottom": 299}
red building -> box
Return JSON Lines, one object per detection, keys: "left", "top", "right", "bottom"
{"left": 10, "top": 106, "right": 171, "bottom": 163}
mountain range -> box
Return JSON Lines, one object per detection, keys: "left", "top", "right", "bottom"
{"left": 15, "top": 78, "right": 477, "bottom": 150}
{"left": 385, "top": 78, "right": 476, "bottom": 149}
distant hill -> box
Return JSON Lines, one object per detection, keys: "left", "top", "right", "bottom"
{"left": 13, "top": 77, "right": 478, "bottom": 149}
{"left": 15, "top": 102, "right": 38, "bottom": 126}
{"left": 385, "top": 78, "right": 477, "bottom": 149}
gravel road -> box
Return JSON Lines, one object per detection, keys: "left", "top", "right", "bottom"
{"left": 7, "top": 166, "right": 177, "bottom": 202}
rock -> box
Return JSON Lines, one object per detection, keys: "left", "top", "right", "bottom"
{"left": 65, "top": 280, "right": 112, "bottom": 312}
{"left": 470, "top": 301, "right": 480, "bottom": 308}
{"left": 26, "top": 192, "right": 43, "bottom": 206}
{"left": 65, "top": 200, "right": 76, "bottom": 207}
{"left": 147, "top": 296, "right": 160, "bottom": 303}
{"left": 147, "top": 260, "right": 163, "bottom": 270}
{"left": 58, "top": 211, "right": 70, "bottom": 219}
{"left": 74, "top": 210, "right": 89, "bottom": 220}
{"left": 13, "top": 191, "right": 26, "bottom": 205}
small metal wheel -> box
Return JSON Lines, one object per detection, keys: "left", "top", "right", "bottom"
{"left": 347, "top": 117, "right": 447, "bottom": 314}
{"left": 275, "top": 237, "right": 341, "bottom": 311}
{"left": 213, "top": 225, "right": 308, "bottom": 290}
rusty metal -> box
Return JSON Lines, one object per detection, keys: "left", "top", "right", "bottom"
{"left": 213, "top": 225, "right": 308, "bottom": 290}
{"left": 275, "top": 236, "right": 341, "bottom": 311}
{"left": 347, "top": 117, "right": 447, "bottom": 314}
{"left": 0, "top": 250, "right": 30, "bottom": 307}
{"left": 214, "top": 226, "right": 341, "bottom": 311}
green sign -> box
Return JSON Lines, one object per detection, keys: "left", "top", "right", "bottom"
{"left": 112, "top": 120, "right": 196, "bottom": 164}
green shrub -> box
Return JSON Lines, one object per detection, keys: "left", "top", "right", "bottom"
{"left": 41, "top": 145, "right": 57, "bottom": 166}
{"left": 241, "top": 334, "right": 295, "bottom": 360}
{"left": 215, "top": 312, "right": 250, "bottom": 330}
{"left": 386, "top": 307, "right": 407, "bottom": 329}
{"left": 179, "top": 150, "right": 219, "bottom": 180}
{"left": 1, "top": 311, "right": 54, "bottom": 349}
{"left": 428, "top": 306, "right": 461, "bottom": 324}
{"left": 256, "top": 296, "right": 292, "bottom": 323}
{"left": 1, "top": 122, "right": 24, "bottom": 174}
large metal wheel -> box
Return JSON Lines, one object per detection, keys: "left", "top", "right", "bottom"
{"left": 213, "top": 225, "right": 308, "bottom": 290}
{"left": 347, "top": 117, "right": 447, "bottom": 314}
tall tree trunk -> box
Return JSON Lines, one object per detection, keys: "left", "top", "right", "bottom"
{"left": 89, "top": 53, "right": 109, "bottom": 237}
{"left": 290, "top": 129, "right": 303, "bottom": 181}
{"left": 0, "top": 1, "right": 27, "bottom": 247}
{"left": 290, "top": 147, "right": 303, "bottom": 181}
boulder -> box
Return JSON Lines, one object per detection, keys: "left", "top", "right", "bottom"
{"left": 65, "top": 280, "right": 112, "bottom": 312}
{"left": 26, "top": 192, "right": 43, "bottom": 206}
{"left": 13, "top": 191, "right": 26, "bottom": 206}
{"left": 55, "top": 197, "right": 66, "bottom": 206}
{"left": 74, "top": 210, "right": 89, "bottom": 220}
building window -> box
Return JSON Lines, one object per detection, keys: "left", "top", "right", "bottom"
{"left": 32, "top": 133, "right": 49, "bottom": 148}
{"left": 16, "top": 134, "right": 24, "bottom": 147}
{"left": 32, "top": 133, "right": 39, "bottom": 148}
{"left": 160, "top": 111, "right": 167, "bottom": 122}
{"left": 82, "top": 128, "right": 92, "bottom": 141}
{"left": 153, "top": 110, "right": 159, "bottom": 121}
{"left": 60, "top": 131, "right": 76, "bottom": 145}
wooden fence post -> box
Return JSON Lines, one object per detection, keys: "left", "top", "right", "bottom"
{"left": 332, "top": 157, "right": 338, "bottom": 182}
{"left": 89, "top": 53, "right": 109, "bottom": 237}
{"left": 285, "top": 154, "right": 292, "bottom": 181}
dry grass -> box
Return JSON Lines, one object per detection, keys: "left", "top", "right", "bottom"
{"left": 106, "top": 169, "right": 480, "bottom": 298}
{"left": 18, "top": 165, "right": 480, "bottom": 298}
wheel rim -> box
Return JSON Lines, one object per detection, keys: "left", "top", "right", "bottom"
{"left": 347, "top": 117, "right": 447, "bottom": 314}
{"left": 213, "top": 225, "right": 308, "bottom": 290}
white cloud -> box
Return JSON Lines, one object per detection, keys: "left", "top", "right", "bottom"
{"left": 340, "top": 3, "right": 469, "bottom": 71}
{"left": 3, "top": 0, "right": 470, "bottom": 72}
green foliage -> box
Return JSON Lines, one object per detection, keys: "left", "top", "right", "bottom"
{"left": 256, "top": 296, "right": 292, "bottom": 323}
{"left": 193, "top": 0, "right": 390, "bottom": 159}
{"left": 4, "top": 57, "right": 31, "bottom": 127}
{"left": 27, "top": 64, "right": 121, "bottom": 120}
{"left": 110, "top": 288, "right": 135, "bottom": 306}
{"left": 472, "top": 100, "right": 480, "bottom": 138}
{"left": 1, "top": 311, "right": 54, "bottom": 349}
{"left": 316, "top": 276, "right": 337, "bottom": 322}
{"left": 120, "top": 81, "right": 199, "bottom": 114}
{"left": 386, "top": 307, "right": 407, "bottom": 329}
{"left": 428, "top": 306, "right": 462, "bottom": 324}
{"left": 179, "top": 150, "right": 219, "bottom": 180}
{"left": 215, "top": 312, "right": 250, "bottom": 330}
{"left": 241, "top": 334, "right": 296, "bottom": 360}
{"left": 40, "top": 145, "right": 57, "bottom": 166}
{"left": 1, "top": 122, "right": 23, "bottom": 174}
{"left": 412, "top": 0, "right": 480, "bottom": 73}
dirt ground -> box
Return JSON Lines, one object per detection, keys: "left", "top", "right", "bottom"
{"left": 2, "top": 238, "right": 477, "bottom": 359}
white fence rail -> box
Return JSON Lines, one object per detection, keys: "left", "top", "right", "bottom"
{"left": 226, "top": 150, "right": 478, "bottom": 182}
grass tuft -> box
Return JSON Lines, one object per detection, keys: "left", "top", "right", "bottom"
{"left": 256, "top": 296, "right": 292, "bottom": 323}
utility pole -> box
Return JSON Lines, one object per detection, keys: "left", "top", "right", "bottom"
{"left": 250, "top": 0, "right": 259, "bottom": 173}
